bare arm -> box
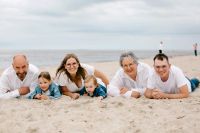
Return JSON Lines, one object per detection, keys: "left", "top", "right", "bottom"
{"left": 145, "top": 84, "right": 189, "bottom": 99}
{"left": 94, "top": 69, "right": 109, "bottom": 86}
{"left": 144, "top": 88, "right": 153, "bottom": 99}
{"left": 60, "top": 86, "right": 79, "bottom": 99}
{"left": 18, "top": 87, "right": 30, "bottom": 95}
{"left": 158, "top": 84, "right": 189, "bottom": 99}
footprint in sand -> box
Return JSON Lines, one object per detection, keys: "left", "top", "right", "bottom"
{"left": 111, "top": 101, "right": 124, "bottom": 107}
{"left": 25, "top": 113, "right": 35, "bottom": 121}
{"left": 99, "top": 102, "right": 107, "bottom": 108}
{"left": 26, "top": 127, "right": 39, "bottom": 133}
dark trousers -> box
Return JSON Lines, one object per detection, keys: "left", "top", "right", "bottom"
{"left": 194, "top": 50, "right": 197, "bottom": 56}
{"left": 189, "top": 78, "right": 200, "bottom": 91}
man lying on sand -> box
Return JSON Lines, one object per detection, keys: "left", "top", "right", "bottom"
{"left": 145, "top": 53, "right": 200, "bottom": 99}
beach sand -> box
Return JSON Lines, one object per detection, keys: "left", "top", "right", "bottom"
{"left": 0, "top": 55, "right": 200, "bottom": 133}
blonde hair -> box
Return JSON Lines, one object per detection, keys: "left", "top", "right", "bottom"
{"left": 84, "top": 75, "right": 98, "bottom": 86}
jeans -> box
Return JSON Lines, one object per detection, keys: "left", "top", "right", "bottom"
{"left": 189, "top": 78, "right": 200, "bottom": 91}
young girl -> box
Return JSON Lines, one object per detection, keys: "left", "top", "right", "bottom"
{"left": 28, "top": 71, "right": 61, "bottom": 100}
{"left": 79, "top": 75, "right": 107, "bottom": 100}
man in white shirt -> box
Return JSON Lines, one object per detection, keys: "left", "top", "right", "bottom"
{"left": 0, "top": 54, "right": 39, "bottom": 99}
{"left": 145, "top": 53, "right": 199, "bottom": 99}
{"left": 108, "top": 51, "right": 152, "bottom": 98}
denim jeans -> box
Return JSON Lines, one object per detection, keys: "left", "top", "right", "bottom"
{"left": 189, "top": 78, "right": 200, "bottom": 91}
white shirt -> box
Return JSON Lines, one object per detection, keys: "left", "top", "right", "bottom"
{"left": 147, "top": 65, "right": 191, "bottom": 93}
{"left": 108, "top": 62, "right": 152, "bottom": 98}
{"left": 0, "top": 64, "right": 39, "bottom": 99}
{"left": 159, "top": 43, "right": 164, "bottom": 50}
{"left": 55, "top": 64, "right": 95, "bottom": 92}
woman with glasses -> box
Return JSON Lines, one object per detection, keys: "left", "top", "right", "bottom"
{"left": 108, "top": 51, "right": 152, "bottom": 98}
{"left": 55, "top": 53, "right": 109, "bottom": 100}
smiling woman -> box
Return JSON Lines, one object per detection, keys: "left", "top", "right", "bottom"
{"left": 54, "top": 53, "right": 109, "bottom": 100}
{"left": 108, "top": 51, "right": 152, "bottom": 98}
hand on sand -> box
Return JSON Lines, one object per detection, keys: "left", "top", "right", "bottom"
{"left": 71, "top": 93, "right": 80, "bottom": 100}
{"left": 19, "top": 87, "right": 30, "bottom": 95}
{"left": 120, "top": 87, "right": 129, "bottom": 95}
{"left": 152, "top": 89, "right": 165, "bottom": 99}
{"left": 34, "top": 94, "right": 42, "bottom": 99}
{"left": 98, "top": 96, "right": 104, "bottom": 100}
{"left": 40, "top": 95, "right": 48, "bottom": 100}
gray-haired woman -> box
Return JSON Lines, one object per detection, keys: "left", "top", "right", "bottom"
{"left": 108, "top": 51, "right": 152, "bottom": 98}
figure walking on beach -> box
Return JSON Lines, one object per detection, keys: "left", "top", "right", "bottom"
{"left": 0, "top": 54, "right": 39, "bottom": 99}
{"left": 145, "top": 53, "right": 200, "bottom": 99}
{"left": 193, "top": 43, "right": 198, "bottom": 56}
{"left": 108, "top": 51, "right": 152, "bottom": 98}
{"left": 159, "top": 41, "right": 163, "bottom": 54}
{"left": 55, "top": 53, "right": 109, "bottom": 100}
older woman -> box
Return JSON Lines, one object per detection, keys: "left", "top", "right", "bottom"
{"left": 55, "top": 53, "right": 109, "bottom": 99}
{"left": 108, "top": 51, "right": 152, "bottom": 98}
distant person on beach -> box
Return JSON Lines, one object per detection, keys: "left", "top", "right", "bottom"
{"left": 0, "top": 54, "right": 39, "bottom": 99}
{"left": 145, "top": 53, "right": 200, "bottom": 99}
{"left": 159, "top": 41, "right": 164, "bottom": 54}
{"left": 28, "top": 71, "right": 61, "bottom": 100}
{"left": 55, "top": 53, "right": 109, "bottom": 100}
{"left": 108, "top": 51, "right": 152, "bottom": 98}
{"left": 79, "top": 75, "right": 107, "bottom": 100}
{"left": 193, "top": 43, "right": 198, "bottom": 56}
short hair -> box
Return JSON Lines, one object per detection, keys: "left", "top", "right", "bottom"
{"left": 38, "top": 71, "right": 51, "bottom": 81}
{"left": 84, "top": 75, "right": 98, "bottom": 86}
{"left": 12, "top": 54, "right": 28, "bottom": 63}
{"left": 153, "top": 53, "right": 169, "bottom": 62}
{"left": 119, "top": 51, "right": 138, "bottom": 67}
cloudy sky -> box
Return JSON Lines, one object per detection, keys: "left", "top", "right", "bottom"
{"left": 0, "top": 0, "right": 200, "bottom": 50}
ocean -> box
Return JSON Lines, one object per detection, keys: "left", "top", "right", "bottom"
{"left": 0, "top": 50, "right": 193, "bottom": 69}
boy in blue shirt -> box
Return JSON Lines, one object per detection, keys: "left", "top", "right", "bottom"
{"left": 79, "top": 75, "right": 107, "bottom": 100}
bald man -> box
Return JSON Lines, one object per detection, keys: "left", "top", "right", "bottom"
{"left": 0, "top": 54, "right": 39, "bottom": 99}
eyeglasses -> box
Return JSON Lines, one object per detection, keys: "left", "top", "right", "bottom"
{"left": 154, "top": 65, "right": 167, "bottom": 69}
{"left": 66, "top": 62, "right": 78, "bottom": 68}
{"left": 122, "top": 63, "right": 134, "bottom": 69}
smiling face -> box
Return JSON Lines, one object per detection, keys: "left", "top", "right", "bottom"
{"left": 38, "top": 77, "right": 51, "bottom": 92}
{"left": 12, "top": 55, "right": 29, "bottom": 81}
{"left": 154, "top": 58, "right": 171, "bottom": 81}
{"left": 64, "top": 57, "right": 79, "bottom": 75}
{"left": 122, "top": 56, "right": 137, "bottom": 78}
{"left": 85, "top": 80, "right": 97, "bottom": 94}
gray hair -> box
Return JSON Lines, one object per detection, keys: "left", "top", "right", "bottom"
{"left": 119, "top": 51, "right": 138, "bottom": 67}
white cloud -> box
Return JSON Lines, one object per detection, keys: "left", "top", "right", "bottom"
{"left": 0, "top": 0, "right": 200, "bottom": 50}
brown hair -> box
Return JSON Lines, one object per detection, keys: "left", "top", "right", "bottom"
{"left": 56, "top": 53, "right": 86, "bottom": 82}
{"left": 84, "top": 75, "right": 98, "bottom": 87}
{"left": 153, "top": 53, "right": 169, "bottom": 63}
{"left": 38, "top": 71, "right": 51, "bottom": 81}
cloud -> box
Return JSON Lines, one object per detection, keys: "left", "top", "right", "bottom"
{"left": 0, "top": 0, "right": 200, "bottom": 50}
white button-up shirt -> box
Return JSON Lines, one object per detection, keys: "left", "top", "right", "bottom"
{"left": 108, "top": 62, "right": 152, "bottom": 98}
{"left": 0, "top": 64, "right": 39, "bottom": 99}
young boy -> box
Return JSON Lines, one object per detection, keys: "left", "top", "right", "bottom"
{"left": 79, "top": 75, "right": 107, "bottom": 100}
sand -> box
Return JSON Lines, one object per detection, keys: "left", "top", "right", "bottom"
{"left": 0, "top": 55, "right": 200, "bottom": 133}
